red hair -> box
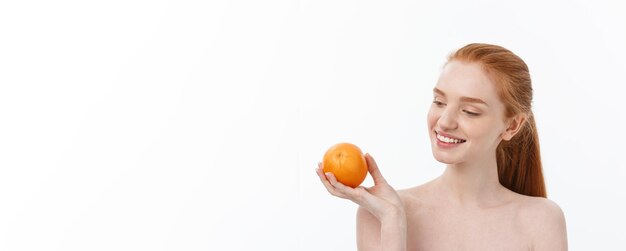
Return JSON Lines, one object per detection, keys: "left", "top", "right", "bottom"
{"left": 448, "top": 43, "right": 547, "bottom": 198}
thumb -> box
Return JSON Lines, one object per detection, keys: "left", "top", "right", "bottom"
{"left": 365, "top": 153, "right": 387, "bottom": 185}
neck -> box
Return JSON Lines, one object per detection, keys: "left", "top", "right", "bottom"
{"left": 433, "top": 155, "right": 507, "bottom": 208}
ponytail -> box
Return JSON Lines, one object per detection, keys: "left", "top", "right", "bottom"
{"left": 496, "top": 114, "right": 546, "bottom": 197}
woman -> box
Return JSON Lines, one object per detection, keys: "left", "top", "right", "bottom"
{"left": 316, "top": 43, "right": 568, "bottom": 250}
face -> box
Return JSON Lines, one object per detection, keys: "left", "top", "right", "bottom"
{"left": 427, "top": 60, "right": 510, "bottom": 165}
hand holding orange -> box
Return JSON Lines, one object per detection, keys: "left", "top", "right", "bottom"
{"left": 322, "top": 143, "right": 368, "bottom": 188}
{"left": 317, "top": 144, "right": 406, "bottom": 222}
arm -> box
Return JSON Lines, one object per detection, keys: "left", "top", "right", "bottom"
{"left": 357, "top": 206, "right": 407, "bottom": 251}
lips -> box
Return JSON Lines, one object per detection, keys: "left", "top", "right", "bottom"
{"left": 435, "top": 131, "right": 467, "bottom": 144}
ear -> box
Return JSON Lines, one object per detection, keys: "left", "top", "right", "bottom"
{"left": 501, "top": 114, "right": 527, "bottom": 141}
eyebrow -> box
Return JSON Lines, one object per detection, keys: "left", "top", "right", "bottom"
{"left": 433, "top": 88, "right": 489, "bottom": 106}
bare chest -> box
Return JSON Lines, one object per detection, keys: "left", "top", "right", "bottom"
{"left": 405, "top": 204, "right": 530, "bottom": 251}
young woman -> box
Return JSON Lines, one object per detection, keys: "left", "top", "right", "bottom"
{"left": 316, "top": 43, "right": 568, "bottom": 250}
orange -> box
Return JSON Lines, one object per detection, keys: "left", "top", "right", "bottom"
{"left": 322, "top": 143, "right": 368, "bottom": 188}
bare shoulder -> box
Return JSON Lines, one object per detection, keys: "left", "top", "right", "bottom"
{"left": 516, "top": 196, "right": 568, "bottom": 250}
{"left": 517, "top": 196, "right": 566, "bottom": 227}
{"left": 397, "top": 180, "right": 436, "bottom": 206}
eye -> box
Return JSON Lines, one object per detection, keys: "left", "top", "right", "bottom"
{"left": 463, "top": 110, "right": 480, "bottom": 116}
{"left": 432, "top": 100, "right": 445, "bottom": 106}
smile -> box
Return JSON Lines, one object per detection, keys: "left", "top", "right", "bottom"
{"left": 436, "top": 131, "right": 467, "bottom": 144}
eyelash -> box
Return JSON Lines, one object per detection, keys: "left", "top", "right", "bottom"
{"left": 432, "top": 101, "right": 444, "bottom": 106}
{"left": 432, "top": 101, "right": 480, "bottom": 116}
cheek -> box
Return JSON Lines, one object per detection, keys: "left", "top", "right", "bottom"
{"left": 465, "top": 118, "right": 503, "bottom": 142}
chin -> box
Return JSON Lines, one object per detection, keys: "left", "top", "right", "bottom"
{"left": 432, "top": 152, "right": 460, "bottom": 164}
{"left": 430, "top": 142, "right": 465, "bottom": 164}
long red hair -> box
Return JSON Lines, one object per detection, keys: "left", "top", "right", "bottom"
{"left": 448, "top": 43, "right": 547, "bottom": 198}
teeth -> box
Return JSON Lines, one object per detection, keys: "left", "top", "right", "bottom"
{"left": 436, "top": 133, "right": 465, "bottom": 144}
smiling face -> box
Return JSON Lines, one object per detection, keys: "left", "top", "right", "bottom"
{"left": 427, "top": 60, "right": 510, "bottom": 165}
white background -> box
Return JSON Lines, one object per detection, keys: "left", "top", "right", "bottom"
{"left": 1, "top": 0, "right": 625, "bottom": 250}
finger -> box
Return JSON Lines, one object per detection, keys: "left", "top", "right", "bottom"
{"left": 324, "top": 173, "right": 386, "bottom": 212}
{"left": 365, "top": 153, "right": 387, "bottom": 185}
{"left": 325, "top": 172, "right": 347, "bottom": 191}
{"left": 325, "top": 172, "right": 356, "bottom": 199}
{"left": 329, "top": 181, "right": 382, "bottom": 208}
{"left": 315, "top": 164, "right": 333, "bottom": 189}
{"left": 316, "top": 167, "right": 338, "bottom": 195}
{"left": 325, "top": 172, "right": 371, "bottom": 203}
{"left": 315, "top": 164, "right": 345, "bottom": 198}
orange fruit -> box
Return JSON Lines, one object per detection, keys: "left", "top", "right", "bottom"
{"left": 322, "top": 143, "right": 368, "bottom": 188}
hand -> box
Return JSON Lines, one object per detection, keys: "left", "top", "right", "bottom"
{"left": 316, "top": 153, "right": 405, "bottom": 220}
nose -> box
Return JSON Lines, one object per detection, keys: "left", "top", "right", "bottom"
{"left": 437, "top": 108, "right": 458, "bottom": 130}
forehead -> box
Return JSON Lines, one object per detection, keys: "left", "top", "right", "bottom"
{"left": 436, "top": 61, "right": 500, "bottom": 104}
